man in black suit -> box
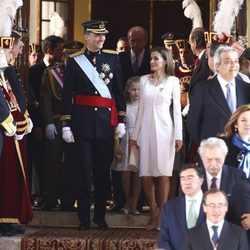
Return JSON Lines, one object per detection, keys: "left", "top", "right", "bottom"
{"left": 188, "top": 27, "right": 211, "bottom": 95}
{"left": 119, "top": 26, "right": 150, "bottom": 86}
{"left": 182, "top": 189, "right": 249, "bottom": 250}
{"left": 158, "top": 164, "right": 206, "bottom": 250}
{"left": 60, "top": 20, "right": 125, "bottom": 230}
{"left": 28, "top": 35, "right": 65, "bottom": 209}
{"left": 187, "top": 46, "right": 250, "bottom": 145}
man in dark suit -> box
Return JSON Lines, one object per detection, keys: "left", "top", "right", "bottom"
{"left": 28, "top": 35, "right": 65, "bottom": 209}
{"left": 188, "top": 27, "right": 211, "bottom": 95}
{"left": 119, "top": 26, "right": 150, "bottom": 87}
{"left": 198, "top": 137, "right": 247, "bottom": 223}
{"left": 187, "top": 46, "right": 250, "bottom": 145}
{"left": 60, "top": 20, "right": 126, "bottom": 230}
{"left": 113, "top": 26, "right": 150, "bottom": 212}
{"left": 182, "top": 189, "right": 249, "bottom": 250}
{"left": 158, "top": 164, "right": 206, "bottom": 250}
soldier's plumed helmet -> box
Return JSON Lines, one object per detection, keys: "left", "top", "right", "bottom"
{"left": 63, "top": 41, "right": 84, "bottom": 53}
{"left": 82, "top": 20, "right": 108, "bottom": 34}
{"left": 29, "top": 43, "right": 42, "bottom": 54}
{"left": 161, "top": 32, "right": 185, "bottom": 45}
{"left": 204, "top": 31, "right": 233, "bottom": 45}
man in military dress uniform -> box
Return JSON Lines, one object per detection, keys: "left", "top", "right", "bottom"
{"left": 40, "top": 41, "right": 84, "bottom": 211}
{"left": 0, "top": 37, "right": 16, "bottom": 158}
{"left": 60, "top": 20, "right": 126, "bottom": 230}
{"left": 162, "top": 32, "right": 184, "bottom": 68}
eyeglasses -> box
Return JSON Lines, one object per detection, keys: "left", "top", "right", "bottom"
{"left": 205, "top": 203, "right": 227, "bottom": 209}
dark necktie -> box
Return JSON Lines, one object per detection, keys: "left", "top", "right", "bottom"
{"left": 211, "top": 177, "right": 217, "bottom": 189}
{"left": 211, "top": 225, "right": 219, "bottom": 246}
{"left": 133, "top": 55, "right": 139, "bottom": 74}
{"left": 226, "top": 83, "right": 234, "bottom": 113}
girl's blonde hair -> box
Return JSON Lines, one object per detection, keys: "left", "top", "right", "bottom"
{"left": 220, "top": 104, "right": 250, "bottom": 138}
{"left": 124, "top": 76, "right": 140, "bottom": 103}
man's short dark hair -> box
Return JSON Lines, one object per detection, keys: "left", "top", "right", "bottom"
{"left": 190, "top": 27, "right": 206, "bottom": 49}
{"left": 118, "top": 36, "right": 128, "bottom": 42}
{"left": 202, "top": 188, "right": 228, "bottom": 205}
{"left": 179, "top": 163, "right": 204, "bottom": 179}
{"left": 42, "top": 35, "right": 65, "bottom": 54}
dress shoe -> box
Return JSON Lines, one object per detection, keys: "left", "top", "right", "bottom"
{"left": 93, "top": 219, "right": 109, "bottom": 230}
{"left": 0, "top": 224, "right": 17, "bottom": 237}
{"left": 110, "top": 204, "right": 122, "bottom": 212}
{"left": 41, "top": 201, "right": 60, "bottom": 211}
{"left": 77, "top": 223, "right": 90, "bottom": 231}
{"left": 32, "top": 197, "right": 43, "bottom": 210}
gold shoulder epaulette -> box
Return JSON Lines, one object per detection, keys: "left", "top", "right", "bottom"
{"left": 69, "top": 48, "right": 85, "bottom": 58}
{"left": 102, "top": 49, "right": 118, "bottom": 55}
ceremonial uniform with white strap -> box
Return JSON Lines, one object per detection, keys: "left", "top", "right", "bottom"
{"left": 60, "top": 20, "right": 126, "bottom": 229}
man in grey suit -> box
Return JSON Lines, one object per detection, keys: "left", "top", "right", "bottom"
{"left": 182, "top": 189, "right": 249, "bottom": 250}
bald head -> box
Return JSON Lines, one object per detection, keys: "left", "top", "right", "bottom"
{"left": 127, "top": 26, "right": 148, "bottom": 55}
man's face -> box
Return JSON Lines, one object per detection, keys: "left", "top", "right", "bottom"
{"left": 180, "top": 168, "right": 203, "bottom": 197}
{"left": 52, "top": 42, "right": 64, "bottom": 63}
{"left": 116, "top": 40, "right": 130, "bottom": 53}
{"left": 165, "top": 43, "right": 179, "bottom": 61}
{"left": 84, "top": 32, "right": 106, "bottom": 51}
{"left": 12, "top": 39, "right": 24, "bottom": 59}
{"left": 200, "top": 147, "right": 225, "bottom": 177}
{"left": 179, "top": 48, "right": 194, "bottom": 66}
{"left": 4, "top": 48, "right": 13, "bottom": 63}
{"left": 29, "top": 51, "right": 38, "bottom": 66}
{"left": 188, "top": 34, "right": 196, "bottom": 55}
{"left": 216, "top": 51, "right": 239, "bottom": 81}
{"left": 128, "top": 29, "right": 147, "bottom": 55}
{"left": 203, "top": 192, "right": 228, "bottom": 224}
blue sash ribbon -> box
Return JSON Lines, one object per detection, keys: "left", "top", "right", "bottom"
{"left": 74, "top": 54, "right": 111, "bottom": 99}
{"left": 232, "top": 134, "right": 250, "bottom": 178}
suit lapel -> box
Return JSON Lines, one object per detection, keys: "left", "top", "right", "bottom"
{"left": 235, "top": 79, "right": 245, "bottom": 107}
{"left": 200, "top": 222, "right": 214, "bottom": 250}
{"left": 197, "top": 203, "right": 206, "bottom": 224}
{"left": 179, "top": 197, "right": 188, "bottom": 229}
{"left": 220, "top": 166, "right": 229, "bottom": 193}
{"left": 217, "top": 221, "right": 229, "bottom": 250}
{"left": 209, "top": 77, "right": 232, "bottom": 116}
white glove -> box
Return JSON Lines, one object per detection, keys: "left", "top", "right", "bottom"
{"left": 182, "top": 104, "right": 190, "bottom": 116}
{"left": 15, "top": 133, "right": 25, "bottom": 140}
{"left": 4, "top": 124, "right": 16, "bottom": 137}
{"left": 117, "top": 123, "right": 126, "bottom": 138}
{"left": 62, "top": 127, "right": 74, "bottom": 143}
{"left": 26, "top": 118, "right": 33, "bottom": 134}
{"left": 46, "top": 123, "right": 58, "bottom": 140}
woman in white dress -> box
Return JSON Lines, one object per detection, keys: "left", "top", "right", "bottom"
{"left": 130, "top": 46, "right": 183, "bottom": 230}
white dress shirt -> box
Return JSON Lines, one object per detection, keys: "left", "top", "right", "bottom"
{"left": 217, "top": 74, "right": 236, "bottom": 112}
{"left": 207, "top": 219, "right": 224, "bottom": 239}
